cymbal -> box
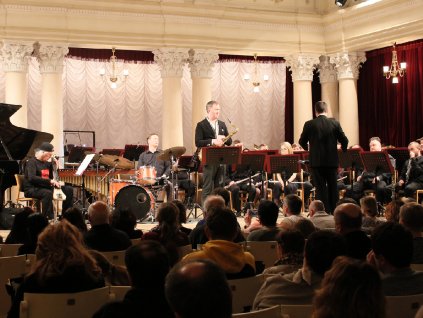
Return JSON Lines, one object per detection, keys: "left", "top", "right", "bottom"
{"left": 99, "top": 154, "right": 133, "bottom": 169}
{"left": 157, "top": 146, "right": 186, "bottom": 161}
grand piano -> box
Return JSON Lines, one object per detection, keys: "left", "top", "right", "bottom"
{"left": 0, "top": 103, "right": 53, "bottom": 212}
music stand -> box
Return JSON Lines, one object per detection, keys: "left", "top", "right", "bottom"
{"left": 67, "top": 146, "right": 87, "bottom": 163}
{"left": 386, "top": 148, "right": 409, "bottom": 175}
{"left": 237, "top": 153, "right": 266, "bottom": 200}
{"left": 338, "top": 149, "right": 364, "bottom": 189}
{"left": 123, "top": 144, "right": 148, "bottom": 163}
{"left": 75, "top": 154, "right": 96, "bottom": 215}
{"left": 267, "top": 154, "right": 301, "bottom": 178}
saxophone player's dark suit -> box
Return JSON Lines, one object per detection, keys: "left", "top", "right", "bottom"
{"left": 195, "top": 118, "right": 232, "bottom": 203}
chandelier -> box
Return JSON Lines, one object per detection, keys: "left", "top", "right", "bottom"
{"left": 99, "top": 47, "right": 129, "bottom": 89}
{"left": 243, "top": 54, "right": 269, "bottom": 93}
{"left": 383, "top": 43, "right": 406, "bottom": 84}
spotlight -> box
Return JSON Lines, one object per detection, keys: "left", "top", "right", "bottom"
{"left": 335, "top": 0, "right": 347, "bottom": 7}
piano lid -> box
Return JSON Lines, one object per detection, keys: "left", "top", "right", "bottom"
{"left": 0, "top": 103, "right": 53, "bottom": 161}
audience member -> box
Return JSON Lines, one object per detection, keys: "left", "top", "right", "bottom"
{"left": 165, "top": 259, "right": 232, "bottom": 318}
{"left": 360, "top": 196, "right": 384, "bottom": 230}
{"left": 384, "top": 199, "right": 405, "bottom": 223}
{"left": 8, "top": 220, "right": 104, "bottom": 318}
{"left": 247, "top": 200, "right": 280, "bottom": 241}
{"left": 111, "top": 208, "right": 143, "bottom": 239}
{"left": 89, "top": 250, "right": 130, "bottom": 286}
{"left": 17, "top": 213, "right": 49, "bottom": 255}
{"left": 253, "top": 230, "right": 346, "bottom": 310}
{"left": 294, "top": 218, "right": 316, "bottom": 239}
{"left": 62, "top": 207, "right": 88, "bottom": 233}
{"left": 211, "top": 187, "right": 231, "bottom": 207}
{"left": 142, "top": 202, "right": 189, "bottom": 265}
{"left": 263, "top": 230, "right": 305, "bottom": 276}
{"left": 334, "top": 203, "right": 371, "bottom": 260}
{"left": 94, "top": 241, "right": 173, "bottom": 318}
{"left": 368, "top": 222, "right": 423, "bottom": 295}
{"left": 278, "top": 194, "right": 304, "bottom": 230}
{"left": 399, "top": 203, "right": 423, "bottom": 263}
{"left": 308, "top": 200, "right": 335, "bottom": 229}
{"left": 84, "top": 201, "right": 131, "bottom": 252}
{"left": 313, "top": 256, "right": 385, "bottom": 318}
{"left": 172, "top": 199, "right": 192, "bottom": 235}
{"left": 5, "top": 207, "right": 34, "bottom": 244}
{"left": 184, "top": 207, "right": 255, "bottom": 279}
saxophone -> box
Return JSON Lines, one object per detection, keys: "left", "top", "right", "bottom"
{"left": 222, "top": 127, "right": 239, "bottom": 144}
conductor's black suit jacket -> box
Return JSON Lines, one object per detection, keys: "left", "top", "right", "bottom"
{"left": 299, "top": 115, "right": 349, "bottom": 168}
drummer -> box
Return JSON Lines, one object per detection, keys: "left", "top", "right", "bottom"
{"left": 138, "top": 133, "right": 171, "bottom": 199}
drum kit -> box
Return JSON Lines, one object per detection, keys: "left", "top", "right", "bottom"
{"left": 106, "top": 146, "right": 186, "bottom": 222}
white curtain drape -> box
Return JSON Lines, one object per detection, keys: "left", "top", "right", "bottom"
{"left": 2, "top": 57, "right": 286, "bottom": 154}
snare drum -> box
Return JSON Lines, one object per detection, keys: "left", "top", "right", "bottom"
{"left": 137, "top": 166, "right": 157, "bottom": 185}
{"left": 109, "top": 180, "right": 133, "bottom": 205}
{"left": 114, "top": 185, "right": 155, "bottom": 220}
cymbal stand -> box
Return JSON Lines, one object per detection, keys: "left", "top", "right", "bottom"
{"left": 170, "top": 154, "right": 179, "bottom": 201}
{"left": 99, "top": 162, "right": 118, "bottom": 207}
{"left": 186, "top": 170, "right": 203, "bottom": 220}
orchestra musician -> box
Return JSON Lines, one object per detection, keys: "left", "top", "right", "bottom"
{"left": 195, "top": 100, "right": 232, "bottom": 203}
{"left": 398, "top": 141, "right": 423, "bottom": 198}
{"left": 23, "top": 142, "right": 73, "bottom": 219}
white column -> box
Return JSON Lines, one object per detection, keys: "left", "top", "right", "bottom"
{"left": 153, "top": 48, "right": 188, "bottom": 150}
{"left": 285, "top": 54, "right": 320, "bottom": 143}
{"left": 188, "top": 48, "right": 219, "bottom": 152}
{"left": 33, "top": 42, "right": 69, "bottom": 157}
{"left": 331, "top": 52, "right": 366, "bottom": 146}
{"left": 318, "top": 55, "right": 338, "bottom": 119}
{"left": 0, "top": 40, "right": 33, "bottom": 127}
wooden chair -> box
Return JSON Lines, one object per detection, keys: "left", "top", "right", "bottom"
{"left": 246, "top": 241, "right": 279, "bottom": 269}
{"left": 109, "top": 285, "right": 131, "bottom": 302}
{"left": 14, "top": 174, "right": 39, "bottom": 211}
{"left": 385, "top": 294, "right": 423, "bottom": 318}
{"left": 19, "top": 286, "right": 113, "bottom": 318}
{"left": 280, "top": 304, "right": 313, "bottom": 318}
{"left": 232, "top": 305, "right": 281, "bottom": 317}
{"left": 0, "top": 244, "right": 23, "bottom": 257}
{"left": 101, "top": 250, "right": 127, "bottom": 267}
{"left": 0, "top": 255, "right": 31, "bottom": 316}
{"left": 411, "top": 264, "right": 423, "bottom": 271}
{"left": 229, "top": 274, "right": 265, "bottom": 313}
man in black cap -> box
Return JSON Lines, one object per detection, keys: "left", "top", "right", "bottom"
{"left": 23, "top": 142, "right": 73, "bottom": 219}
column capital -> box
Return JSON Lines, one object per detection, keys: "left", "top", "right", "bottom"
{"left": 330, "top": 52, "right": 366, "bottom": 80}
{"left": 285, "top": 54, "right": 320, "bottom": 82}
{"left": 0, "top": 40, "right": 33, "bottom": 73}
{"left": 33, "top": 42, "right": 69, "bottom": 74}
{"left": 317, "top": 55, "right": 337, "bottom": 84}
{"left": 188, "top": 49, "right": 219, "bottom": 78}
{"left": 153, "top": 48, "right": 189, "bottom": 78}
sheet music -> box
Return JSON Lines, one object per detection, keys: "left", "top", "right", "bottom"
{"left": 75, "top": 154, "right": 95, "bottom": 176}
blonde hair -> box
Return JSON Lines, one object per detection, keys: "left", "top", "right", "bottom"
{"left": 32, "top": 220, "right": 100, "bottom": 283}
{"left": 280, "top": 141, "right": 294, "bottom": 154}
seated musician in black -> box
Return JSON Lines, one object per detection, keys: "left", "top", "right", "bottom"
{"left": 23, "top": 142, "right": 73, "bottom": 219}
{"left": 138, "top": 133, "right": 171, "bottom": 199}
{"left": 398, "top": 141, "right": 423, "bottom": 198}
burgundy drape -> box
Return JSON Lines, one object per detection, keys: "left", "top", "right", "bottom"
{"left": 358, "top": 39, "right": 423, "bottom": 147}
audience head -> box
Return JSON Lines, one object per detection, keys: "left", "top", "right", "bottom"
{"left": 111, "top": 208, "right": 137, "bottom": 234}
{"left": 384, "top": 199, "right": 406, "bottom": 223}
{"left": 304, "top": 230, "right": 346, "bottom": 276}
{"left": 336, "top": 197, "right": 359, "bottom": 206}
{"left": 203, "top": 194, "right": 226, "bottom": 216}
{"left": 294, "top": 218, "right": 316, "bottom": 239}
{"left": 276, "top": 230, "right": 305, "bottom": 258}
{"left": 399, "top": 202, "right": 423, "bottom": 236}
{"left": 205, "top": 207, "right": 238, "bottom": 241}
{"left": 172, "top": 200, "right": 187, "bottom": 224}
{"left": 34, "top": 220, "right": 100, "bottom": 279}
{"left": 283, "top": 194, "right": 302, "bottom": 216}
{"left": 313, "top": 256, "right": 385, "bottom": 318}
{"left": 7, "top": 207, "right": 34, "bottom": 243}
{"left": 308, "top": 200, "right": 325, "bottom": 217}
{"left": 156, "top": 202, "right": 180, "bottom": 241}
{"left": 360, "top": 196, "right": 378, "bottom": 218}
{"left": 26, "top": 213, "right": 49, "bottom": 244}
{"left": 210, "top": 188, "right": 230, "bottom": 208}
{"left": 257, "top": 200, "right": 279, "bottom": 227}
{"left": 369, "top": 137, "right": 382, "bottom": 152}
{"left": 88, "top": 201, "right": 110, "bottom": 226}
{"left": 62, "top": 207, "right": 87, "bottom": 233}
{"left": 165, "top": 259, "right": 232, "bottom": 318}
{"left": 371, "top": 222, "right": 413, "bottom": 272}
{"left": 125, "top": 240, "right": 170, "bottom": 288}
{"left": 314, "top": 101, "right": 328, "bottom": 115}
{"left": 334, "top": 203, "right": 362, "bottom": 234}
{"left": 280, "top": 142, "right": 293, "bottom": 155}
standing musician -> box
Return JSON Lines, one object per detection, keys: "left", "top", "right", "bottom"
{"left": 138, "top": 133, "right": 171, "bottom": 200}
{"left": 23, "top": 142, "right": 73, "bottom": 219}
{"left": 195, "top": 100, "right": 232, "bottom": 203}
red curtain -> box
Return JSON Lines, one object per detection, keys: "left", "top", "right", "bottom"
{"left": 358, "top": 39, "right": 423, "bottom": 147}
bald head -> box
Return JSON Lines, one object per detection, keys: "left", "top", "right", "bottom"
{"left": 88, "top": 201, "right": 110, "bottom": 226}
{"left": 309, "top": 200, "right": 325, "bottom": 217}
{"left": 334, "top": 203, "right": 362, "bottom": 234}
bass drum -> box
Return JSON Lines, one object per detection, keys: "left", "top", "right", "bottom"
{"left": 114, "top": 185, "right": 155, "bottom": 220}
